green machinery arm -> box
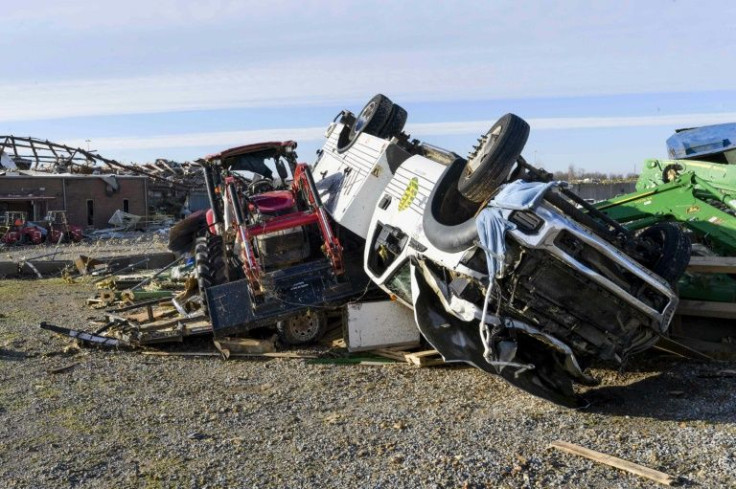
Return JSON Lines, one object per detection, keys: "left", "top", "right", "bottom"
{"left": 637, "top": 158, "right": 736, "bottom": 195}
{"left": 595, "top": 170, "right": 736, "bottom": 255}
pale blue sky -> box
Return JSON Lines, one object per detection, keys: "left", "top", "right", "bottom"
{"left": 2, "top": 0, "right": 734, "bottom": 173}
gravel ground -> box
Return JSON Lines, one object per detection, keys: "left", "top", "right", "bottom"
{"left": 1, "top": 277, "right": 735, "bottom": 488}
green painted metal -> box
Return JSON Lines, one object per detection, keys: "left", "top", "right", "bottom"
{"left": 595, "top": 157, "right": 736, "bottom": 305}
{"left": 596, "top": 170, "right": 736, "bottom": 255}
{"left": 637, "top": 158, "right": 736, "bottom": 194}
{"left": 679, "top": 273, "right": 736, "bottom": 303}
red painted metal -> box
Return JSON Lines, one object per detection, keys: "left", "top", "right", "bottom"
{"left": 249, "top": 190, "right": 295, "bottom": 214}
{"left": 205, "top": 141, "right": 297, "bottom": 162}
{"left": 291, "top": 163, "right": 344, "bottom": 274}
{"left": 218, "top": 160, "right": 345, "bottom": 300}
{"left": 247, "top": 211, "right": 319, "bottom": 236}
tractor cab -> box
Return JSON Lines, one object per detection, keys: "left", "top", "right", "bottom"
{"left": 182, "top": 140, "right": 370, "bottom": 344}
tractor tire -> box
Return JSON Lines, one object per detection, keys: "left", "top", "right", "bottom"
{"left": 195, "top": 234, "right": 228, "bottom": 314}
{"left": 276, "top": 310, "right": 327, "bottom": 345}
{"left": 337, "top": 94, "right": 395, "bottom": 153}
{"left": 638, "top": 223, "right": 691, "bottom": 286}
{"left": 457, "top": 113, "right": 530, "bottom": 203}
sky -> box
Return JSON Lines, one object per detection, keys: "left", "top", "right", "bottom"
{"left": 2, "top": 0, "right": 735, "bottom": 174}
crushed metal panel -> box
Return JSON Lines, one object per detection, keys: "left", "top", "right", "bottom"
{"left": 346, "top": 300, "right": 420, "bottom": 352}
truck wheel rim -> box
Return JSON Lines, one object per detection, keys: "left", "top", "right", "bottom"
{"left": 352, "top": 101, "right": 377, "bottom": 138}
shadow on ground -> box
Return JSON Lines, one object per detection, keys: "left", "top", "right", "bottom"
{"left": 580, "top": 356, "right": 736, "bottom": 423}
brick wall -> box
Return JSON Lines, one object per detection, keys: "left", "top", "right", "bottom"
{"left": 0, "top": 175, "right": 147, "bottom": 228}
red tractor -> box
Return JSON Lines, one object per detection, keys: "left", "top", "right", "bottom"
{"left": 0, "top": 212, "right": 45, "bottom": 245}
{"left": 43, "top": 211, "right": 84, "bottom": 244}
{"left": 170, "top": 141, "right": 370, "bottom": 344}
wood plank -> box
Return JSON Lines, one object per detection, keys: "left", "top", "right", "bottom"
{"left": 135, "top": 314, "right": 206, "bottom": 331}
{"left": 687, "top": 256, "right": 736, "bottom": 274}
{"left": 405, "top": 349, "right": 445, "bottom": 367}
{"left": 549, "top": 441, "right": 678, "bottom": 486}
{"left": 214, "top": 336, "right": 276, "bottom": 356}
{"left": 125, "top": 307, "right": 177, "bottom": 324}
{"left": 371, "top": 349, "right": 411, "bottom": 362}
{"left": 653, "top": 336, "right": 714, "bottom": 361}
{"left": 677, "top": 300, "right": 736, "bottom": 319}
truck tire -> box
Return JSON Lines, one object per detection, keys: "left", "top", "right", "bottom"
{"left": 195, "top": 234, "right": 227, "bottom": 313}
{"left": 638, "top": 223, "right": 691, "bottom": 285}
{"left": 457, "top": 113, "right": 530, "bottom": 203}
{"left": 276, "top": 310, "right": 326, "bottom": 345}
{"left": 336, "top": 94, "right": 395, "bottom": 153}
{"left": 379, "top": 103, "right": 407, "bottom": 140}
{"left": 422, "top": 157, "right": 484, "bottom": 254}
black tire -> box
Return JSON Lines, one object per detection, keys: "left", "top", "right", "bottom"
{"left": 336, "top": 94, "right": 394, "bottom": 153}
{"left": 422, "top": 157, "right": 483, "bottom": 253}
{"left": 458, "top": 113, "right": 530, "bottom": 203}
{"left": 638, "top": 223, "right": 691, "bottom": 285}
{"left": 379, "top": 104, "right": 407, "bottom": 139}
{"left": 168, "top": 210, "right": 207, "bottom": 253}
{"left": 276, "top": 310, "right": 326, "bottom": 345}
{"left": 195, "top": 234, "right": 227, "bottom": 314}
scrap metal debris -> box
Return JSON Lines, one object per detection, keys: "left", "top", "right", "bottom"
{"left": 40, "top": 322, "right": 121, "bottom": 348}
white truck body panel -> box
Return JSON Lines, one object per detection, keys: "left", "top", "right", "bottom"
{"left": 313, "top": 124, "right": 395, "bottom": 238}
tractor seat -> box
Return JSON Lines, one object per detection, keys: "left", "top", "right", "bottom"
{"left": 249, "top": 190, "right": 296, "bottom": 215}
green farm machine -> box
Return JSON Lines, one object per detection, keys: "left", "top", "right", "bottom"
{"left": 594, "top": 123, "right": 736, "bottom": 354}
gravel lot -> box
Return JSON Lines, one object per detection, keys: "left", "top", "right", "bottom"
{"left": 1, "top": 277, "right": 735, "bottom": 488}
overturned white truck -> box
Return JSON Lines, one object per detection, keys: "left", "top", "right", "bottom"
{"left": 314, "top": 94, "right": 688, "bottom": 407}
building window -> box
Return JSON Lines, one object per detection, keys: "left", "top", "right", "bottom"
{"left": 123, "top": 199, "right": 129, "bottom": 213}
{"left": 86, "top": 199, "right": 94, "bottom": 226}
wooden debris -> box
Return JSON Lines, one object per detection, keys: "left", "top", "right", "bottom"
{"left": 124, "top": 306, "right": 177, "bottom": 324}
{"left": 677, "top": 300, "right": 736, "bottom": 319}
{"left": 405, "top": 349, "right": 445, "bottom": 367}
{"left": 686, "top": 256, "right": 736, "bottom": 274}
{"left": 371, "top": 348, "right": 411, "bottom": 362}
{"left": 75, "top": 255, "right": 102, "bottom": 275}
{"left": 214, "top": 336, "right": 277, "bottom": 359}
{"left": 119, "top": 289, "right": 174, "bottom": 304}
{"left": 653, "top": 336, "right": 714, "bottom": 361}
{"left": 108, "top": 298, "right": 172, "bottom": 313}
{"left": 549, "top": 441, "right": 678, "bottom": 486}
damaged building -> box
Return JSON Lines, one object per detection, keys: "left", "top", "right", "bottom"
{"left": 0, "top": 136, "right": 205, "bottom": 227}
{"left": 0, "top": 172, "right": 148, "bottom": 228}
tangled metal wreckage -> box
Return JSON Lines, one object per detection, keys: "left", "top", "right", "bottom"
{"left": 0, "top": 136, "right": 204, "bottom": 215}
{"left": 40, "top": 97, "right": 736, "bottom": 407}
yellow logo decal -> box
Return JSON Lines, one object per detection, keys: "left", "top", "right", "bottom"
{"left": 399, "top": 177, "right": 419, "bottom": 211}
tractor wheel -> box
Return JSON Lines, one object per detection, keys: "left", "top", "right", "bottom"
{"left": 194, "top": 234, "right": 228, "bottom": 314}
{"left": 638, "top": 223, "right": 691, "bottom": 286}
{"left": 276, "top": 310, "right": 327, "bottom": 345}
{"left": 457, "top": 113, "right": 530, "bottom": 203}
{"left": 337, "top": 94, "right": 395, "bottom": 153}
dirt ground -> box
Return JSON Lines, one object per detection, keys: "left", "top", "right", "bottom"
{"left": 1, "top": 277, "right": 735, "bottom": 488}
